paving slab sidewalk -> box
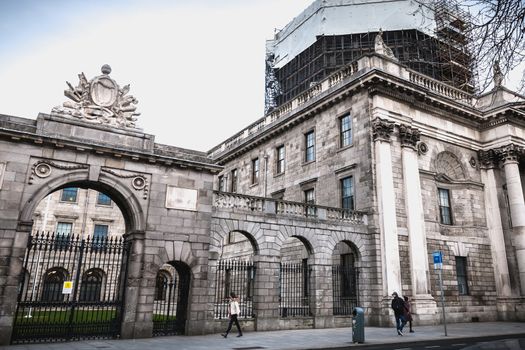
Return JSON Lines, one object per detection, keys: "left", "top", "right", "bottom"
{"left": 2, "top": 322, "right": 524, "bottom": 350}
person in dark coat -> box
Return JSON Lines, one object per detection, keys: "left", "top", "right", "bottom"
{"left": 404, "top": 296, "right": 414, "bottom": 333}
{"left": 391, "top": 292, "right": 406, "bottom": 335}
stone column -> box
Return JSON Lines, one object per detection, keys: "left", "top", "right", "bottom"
{"left": 398, "top": 125, "right": 436, "bottom": 322}
{"left": 479, "top": 150, "right": 516, "bottom": 319}
{"left": 0, "top": 221, "right": 32, "bottom": 345}
{"left": 310, "top": 263, "right": 334, "bottom": 328}
{"left": 120, "top": 230, "right": 148, "bottom": 339}
{"left": 252, "top": 255, "right": 281, "bottom": 331}
{"left": 372, "top": 118, "right": 402, "bottom": 297}
{"left": 499, "top": 145, "right": 525, "bottom": 295}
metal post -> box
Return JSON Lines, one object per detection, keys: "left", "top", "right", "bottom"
{"left": 438, "top": 269, "right": 447, "bottom": 336}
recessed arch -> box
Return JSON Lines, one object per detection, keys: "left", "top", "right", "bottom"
{"left": 434, "top": 151, "right": 467, "bottom": 181}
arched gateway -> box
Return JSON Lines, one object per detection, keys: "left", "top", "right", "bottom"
{"left": 0, "top": 66, "right": 221, "bottom": 344}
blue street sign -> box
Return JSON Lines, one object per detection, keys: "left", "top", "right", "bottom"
{"left": 433, "top": 251, "right": 442, "bottom": 269}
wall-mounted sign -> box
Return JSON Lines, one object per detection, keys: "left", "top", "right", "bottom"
{"left": 166, "top": 186, "right": 198, "bottom": 211}
{"left": 62, "top": 281, "right": 73, "bottom": 294}
{"left": 433, "top": 251, "right": 443, "bottom": 270}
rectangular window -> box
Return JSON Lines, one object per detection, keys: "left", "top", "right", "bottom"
{"left": 341, "top": 176, "right": 354, "bottom": 211}
{"left": 93, "top": 224, "right": 109, "bottom": 240}
{"left": 219, "top": 175, "right": 226, "bottom": 192}
{"left": 438, "top": 188, "right": 452, "bottom": 225}
{"left": 455, "top": 256, "right": 469, "bottom": 295}
{"left": 97, "top": 192, "right": 111, "bottom": 206}
{"left": 56, "top": 222, "right": 72, "bottom": 248}
{"left": 304, "top": 188, "right": 316, "bottom": 217}
{"left": 252, "top": 158, "right": 260, "bottom": 184}
{"left": 56, "top": 222, "right": 72, "bottom": 238}
{"left": 276, "top": 145, "right": 285, "bottom": 174}
{"left": 61, "top": 187, "right": 78, "bottom": 202}
{"left": 340, "top": 114, "right": 352, "bottom": 147}
{"left": 305, "top": 131, "right": 315, "bottom": 162}
{"left": 231, "top": 169, "right": 238, "bottom": 193}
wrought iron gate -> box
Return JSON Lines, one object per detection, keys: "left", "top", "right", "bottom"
{"left": 152, "top": 262, "right": 191, "bottom": 336}
{"left": 11, "top": 232, "right": 130, "bottom": 344}
{"left": 332, "top": 265, "right": 359, "bottom": 315}
{"left": 279, "top": 262, "right": 311, "bottom": 317}
{"left": 213, "top": 259, "right": 255, "bottom": 319}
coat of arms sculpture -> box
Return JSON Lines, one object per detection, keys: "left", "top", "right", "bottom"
{"left": 51, "top": 65, "right": 140, "bottom": 128}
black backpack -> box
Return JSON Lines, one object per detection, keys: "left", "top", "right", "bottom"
{"left": 392, "top": 297, "right": 404, "bottom": 313}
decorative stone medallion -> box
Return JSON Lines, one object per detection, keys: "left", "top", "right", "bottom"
{"left": 51, "top": 65, "right": 140, "bottom": 129}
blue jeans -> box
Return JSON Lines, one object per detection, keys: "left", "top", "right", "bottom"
{"left": 395, "top": 314, "right": 407, "bottom": 331}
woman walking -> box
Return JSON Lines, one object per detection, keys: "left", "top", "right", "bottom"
{"left": 221, "top": 292, "right": 243, "bottom": 338}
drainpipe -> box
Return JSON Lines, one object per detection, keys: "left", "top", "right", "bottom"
{"left": 264, "top": 154, "right": 269, "bottom": 198}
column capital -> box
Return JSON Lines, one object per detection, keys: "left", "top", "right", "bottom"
{"left": 497, "top": 144, "right": 524, "bottom": 165}
{"left": 398, "top": 124, "right": 420, "bottom": 150}
{"left": 372, "top": 117, "right": 395, "bottom": 142}
{"left": 478, "top": 149, "right": 498, "bottom": 169}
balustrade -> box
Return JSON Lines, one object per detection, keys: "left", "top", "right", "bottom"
{"left": 213, "top": 191, "right": 366, "bottom": 225}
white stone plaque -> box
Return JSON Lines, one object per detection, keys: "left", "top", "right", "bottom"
{"left": 166, "top": 186, "right": 198, "bottom": 211}
{"left": 0, "top": 163, "right": 5, "bottom": 190}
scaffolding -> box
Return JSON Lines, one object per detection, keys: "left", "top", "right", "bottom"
{"left": 264, "top": 0, "right": 477, "bottom": 110}
{"left": 433, "top": 0, "right": 477, "bottom": 93}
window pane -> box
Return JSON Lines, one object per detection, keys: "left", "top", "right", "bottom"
{"left": 231, "top": 169, "right": 238, "bottom": 193}
{"left": 438, "top": 188, "right": 452, "bottom": 225}
{"left": 56, "top": 222, "right": 72, "bottom": 237}
{"left": 219, "top": 175, "right": 226, "bottom": 191}
{"left": 97, "top": 192, "right": 111, "bottom": 205}
{"left": 455, "top": 256, "right": 469, "bottom": 295}
{"left": 304, "top": 189, "right": 316, "bottom": 216}
{"left": 277, "top": 146, "right": 285, "bottom": 173}
{"left": 252, "top": 158, "right": 259, "bottom": 184}
{"left": 340, "top": 115, "right": 352, "bottom": 147}
{"left": 341, "top": 177, "right": 354, "bottom": 210}
{"left": 305, "top": 131, "right": 315, "bottom": 162}
{"left": 93, "top": 224, "right": 109, "bottom": 240}
{"left": 61, "top": 188, "right": 78, "bottom": 202}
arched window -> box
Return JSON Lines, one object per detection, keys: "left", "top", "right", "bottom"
{"left": 79, "top": 269, "right": 104, "bottom": 302}
{"left": 154, "top": 271, "right": 170, "bottom": 301}
{"left": 42, "top": 268, "right": 68, "bottom": 302}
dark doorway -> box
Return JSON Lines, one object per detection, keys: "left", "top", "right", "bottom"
{"left": 152, "top": 261, "right": 191, "bottom": 336}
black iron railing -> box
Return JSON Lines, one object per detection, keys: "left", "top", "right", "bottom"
{"left": 279, "top": 262, "right": 311, "bottom": 317}
{"left": 214, "top": 260, "right": 255, "bottom": 319}
{"left": 332, "top": 265, "right": 359, "bottom": 315}
{"left": 11, "top": 232, "right": 129, "bottom": 344}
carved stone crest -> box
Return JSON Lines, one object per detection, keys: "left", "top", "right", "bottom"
{"left": 51, "top": 65, "right": 140, "bottom": 129}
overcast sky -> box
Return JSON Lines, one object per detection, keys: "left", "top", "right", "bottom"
{"left": 0, "top": 0, "right": 522, "bottom": 152}
{"left": 0, "top": 0, "right": 313, "bottom": 151}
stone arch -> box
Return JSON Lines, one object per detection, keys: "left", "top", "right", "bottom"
{"left": 276, "top": 225, "right": 319, "bottom": 256}
{"left": 19, "top": 171, "right": 145, "bottom": 233}
{"left": 326, "top": 231, "right": 366, "bottom": 262}
{"left": 210, "top": 218, "right": 262, "bottom": 257}
{"left": 434, "top": 151, "right": 467, "bottom": 181}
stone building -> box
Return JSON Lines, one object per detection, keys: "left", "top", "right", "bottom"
{"left": 1, "top": 1, "right": 525, "bottom": 346}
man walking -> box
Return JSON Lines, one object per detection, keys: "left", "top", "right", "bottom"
{"left": 391, "top": 292, "right": 406, "bottom": 335}
{"left": 221, "top": 292, "right": 243, "bottom": 338}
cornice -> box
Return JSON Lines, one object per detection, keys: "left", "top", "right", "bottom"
{"left": 0, "top": 127, "right": 222, "bottom": 174}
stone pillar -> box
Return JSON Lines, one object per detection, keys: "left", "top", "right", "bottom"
{"left": 121, "top": 230, "right": 148, "bottom": 339}
{"left": 499, "top": 145, "right": 525, "bottom": 295}
{"left": 0, "top": 221, "right": 32, "bottom": 345}
{"left": 399, "top": 125, "right": 437, "bottom": 322}
{"left": 252, "top": 255, "right": 281, "bottom": 331}
{"left": 310, "top": 263, "right": 334, "bottom": 328}
{"left": 372, "top": 118, "right": 401, "bottom": 296}
{"left": 479, "top": 149, "right": 516, "bottom": 319}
